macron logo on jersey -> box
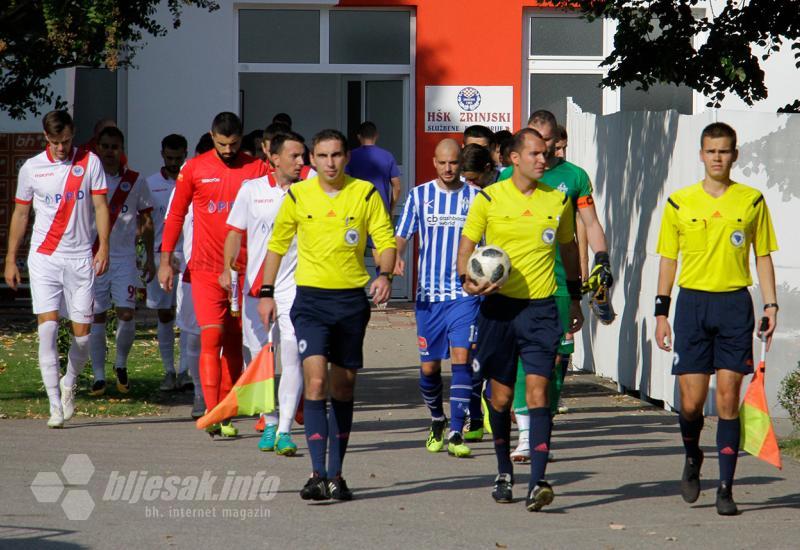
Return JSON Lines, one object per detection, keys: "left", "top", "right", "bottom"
{"left": 200, "top": 178, "right": 220, "bottom": 184}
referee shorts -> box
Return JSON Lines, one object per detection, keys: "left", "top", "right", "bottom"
{"left": 290, "top": 286, "right": 371, "bottom": 369}
{"left": 672, "top": 287, "right": 755, "bottom": 375}
{"left": 473, "top": 293, "right": 561, "bottom": 386}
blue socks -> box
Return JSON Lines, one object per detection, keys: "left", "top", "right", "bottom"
{"left": 304, "top": 399, "right": 328, "bottom": 477}
{"left": 419, "top": 369, "right": 444, "bottom": 419}
{"left": 449, "top": 363, "right": 471, "bottom": 433}
{"left": 529, "top": 407, "right": 552, "bottom": 488}
{"left": 487, "top": 402, "right": 513, "bottom": 476}
{"left": 328, "top": 398, "right": 354, "bottom": 478}
{"left": 717, "top": 418, "right": 740, "bottom": 487}
{"left": 678, "top": 414, "right": 704, "bottom": 460}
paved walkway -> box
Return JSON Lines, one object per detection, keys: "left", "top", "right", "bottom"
{"left": 1, "top": 308, "right": 799, "bottom": 549}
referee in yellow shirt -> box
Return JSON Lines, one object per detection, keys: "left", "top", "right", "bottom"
{"left": 258, "top": 129, "right": 396, "bottom": 502}
{"left": 458, "top": 128, "right": 584, "bottom": 512}
{"left": 655, "top": 122, "right": 778, "bottom": 516}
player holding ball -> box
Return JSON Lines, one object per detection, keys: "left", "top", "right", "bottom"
{"left": 457, "top": 128, "right": 586, "bottom": 512}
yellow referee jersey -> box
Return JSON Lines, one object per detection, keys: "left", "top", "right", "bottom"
{"left": 656, "top": 181, "right": 778, "bottom": 292}
{"left": 463, "top": 178, "right": 574, "bottom": 299}
{"left": 268, "top": 176, "right": 395, "bottom": 289}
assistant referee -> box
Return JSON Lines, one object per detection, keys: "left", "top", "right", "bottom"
{"left": 258, "top": 129, "right": 396, "bottom": 503}
{"left": 655, "top": 122, "right": 778, "bottom": 516}
{"left": 457, "top": 128, "right": 584, "bottom": 512}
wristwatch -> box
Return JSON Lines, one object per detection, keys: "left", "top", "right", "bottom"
{"left": 379, "top": 271, "right": 394, "bottom": 282}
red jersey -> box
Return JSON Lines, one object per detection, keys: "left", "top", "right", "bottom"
{"left": 161, "top": 150, "right": 266, "bottom": 273}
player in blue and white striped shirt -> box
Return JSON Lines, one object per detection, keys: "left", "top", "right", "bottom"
{"left": 394, "top": 138, "right": 481, "bottom": 458}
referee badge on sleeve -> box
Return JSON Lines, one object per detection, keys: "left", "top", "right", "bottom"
{"left": 345, "top": 228, "right": 360, "bottom": 245}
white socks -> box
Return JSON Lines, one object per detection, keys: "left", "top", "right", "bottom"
{"left": 114, "top": 319, "right": 135, "bottom": 369}
{"left": 277, "top": 335, "right": 303, "bottom": 433}
{"left": 64, "top": 334, "right": 90, "bottom": 386}
{"left": 157, "top": 320, "right": 175, "bottom": 374}
{"left": 89, "top": 322, "right": 107, "bottom": 380}
{"left": 517, "top": 411, "right": 531, "bottom": 443}
{"left": 181, "top": 331, "right": 202, "bottom": 398}
{"left": 38, "top": 321, "right": 60, "bottom": 408}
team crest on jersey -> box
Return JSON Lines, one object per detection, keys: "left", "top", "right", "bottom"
{"left": 730, "top": 230, "right": 745, "bottom": 248}
{"left": 71, "top": 165, "right": 85, "bottom": 177}
{"left": 345, "top": 228, "right": 359, "bottom": 245}
{"left": 120, "top": 181, "right": 132, "bottom": 192}
{"left": 557, "top": 183, "right": 568, "bottom": 193}
{"left": 542, "top": 228, "right": 556, "bottom": 244}
{"left": 460, "top": 195, "right": 471, "bottom": 214}
{"left": 457, "top": 87, "right": 481, "bottom": 112}
{"left": 418, "top": 336, "right": 428, "bottom": 350}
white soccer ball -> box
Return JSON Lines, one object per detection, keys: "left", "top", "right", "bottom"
{"left": 467, "top": 245, "right": 511, "bottom": 287}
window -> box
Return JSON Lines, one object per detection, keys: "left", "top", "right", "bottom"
{"left": 238, "top": 10, "right": 320, "bottom": 64}
{"left": 73, "top": 68, "right": 117, "bottom": 144}
{"left": 621, "top": 83, "right": 693, "bottom": 114}
{"left": 330, "top": 11, "right": 411, "bottom": 65}
{"left": 530, "top": 16, "right": 603, "bottom": 56}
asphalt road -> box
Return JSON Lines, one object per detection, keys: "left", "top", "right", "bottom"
{"left": 1, "top": 308, "right": 798, "bottom": 549}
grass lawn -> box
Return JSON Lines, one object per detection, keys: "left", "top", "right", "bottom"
{"left": 779, "top": 437, "right": 800, "bottom": 461}
{"left": 0, "top": 320, "right": 193, "bottom": 419}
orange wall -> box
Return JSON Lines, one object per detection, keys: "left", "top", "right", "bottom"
{"left": 340, "top": 0, "right": 545, "bottom": 183}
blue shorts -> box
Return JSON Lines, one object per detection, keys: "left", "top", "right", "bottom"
{"left": 473, "top": 294, "right": 561, "bottom": 386}
{"left": 290, "top": 286, "right": 371, "bottom": 370}
{"left": 415, "top": 296, "right": 480, "bottom": 362}
{"left": 672, "top": 288, "right": 754, "bottom": 375}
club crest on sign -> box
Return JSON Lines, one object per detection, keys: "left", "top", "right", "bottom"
{"left": 457, "top": 87, "right": 481, "bottom": 112}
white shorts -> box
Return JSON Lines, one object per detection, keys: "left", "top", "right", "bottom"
{"left": 28, "top": 252, "right": 95, "bottom": 324}
{"left": 146, "top": 257, "right": 177, "bottom": 310}
{"left": 94, "top": 256, "right": 139, "bottom": 313}
{"left": 243, "top": 289, "right": 296, "bottom": 356}
{"left": 176, "top": 275, "right": 200, "bottom": 335}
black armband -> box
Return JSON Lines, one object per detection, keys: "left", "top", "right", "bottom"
{"left": 566, "top": 279, "right": 582, "bottom": 300}
{"left": 594, "top": 251, "right": 610, "bottom": 268}
{"left": 763, "top": 303, "right": 779, "bottom": 312}
{"left": 654, "top": 295, "right": 671, "bottom": 317}
{"left": 259, "top": 284, "right": 275, "bottom": 298}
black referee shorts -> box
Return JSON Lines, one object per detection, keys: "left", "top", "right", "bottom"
{"left": 290, "top": 286, "right": 371, "bottom": 369}
{"left": 472, "top": 293, "right": 561, "bottom": 386}
{"left": 673, "top": 287, "right": 754, "bottom": 375}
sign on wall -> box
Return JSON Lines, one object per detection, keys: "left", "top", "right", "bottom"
{"left": 425, "top": 86, "right": 513, "bottom": 133}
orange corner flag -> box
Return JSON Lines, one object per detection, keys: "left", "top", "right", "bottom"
{"left": 196, "top": 343, "right": 276, "bottom": 429}
{"left": 740, "top": 356, "right": 782, "bottom": 469}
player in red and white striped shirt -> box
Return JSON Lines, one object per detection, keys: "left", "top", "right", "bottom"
{"left": 4, "top": 110, "right": 110, "bottom": 428}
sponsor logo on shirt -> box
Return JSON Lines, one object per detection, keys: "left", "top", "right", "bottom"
{"left": 425, "top": 214, "right": 466, "bottom": 227}
{"left": 54, "top": 190, "right": 86, "bottom": 203}
{"left": 207, "top": 200, "right": 234, "bottom": 214}
{"left": 110, "top": 204, "right": 130, "bottom": 215}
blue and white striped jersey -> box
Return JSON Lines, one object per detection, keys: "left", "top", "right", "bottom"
{"left": 396, "top": 179, "right": 479, "bottom": 302}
